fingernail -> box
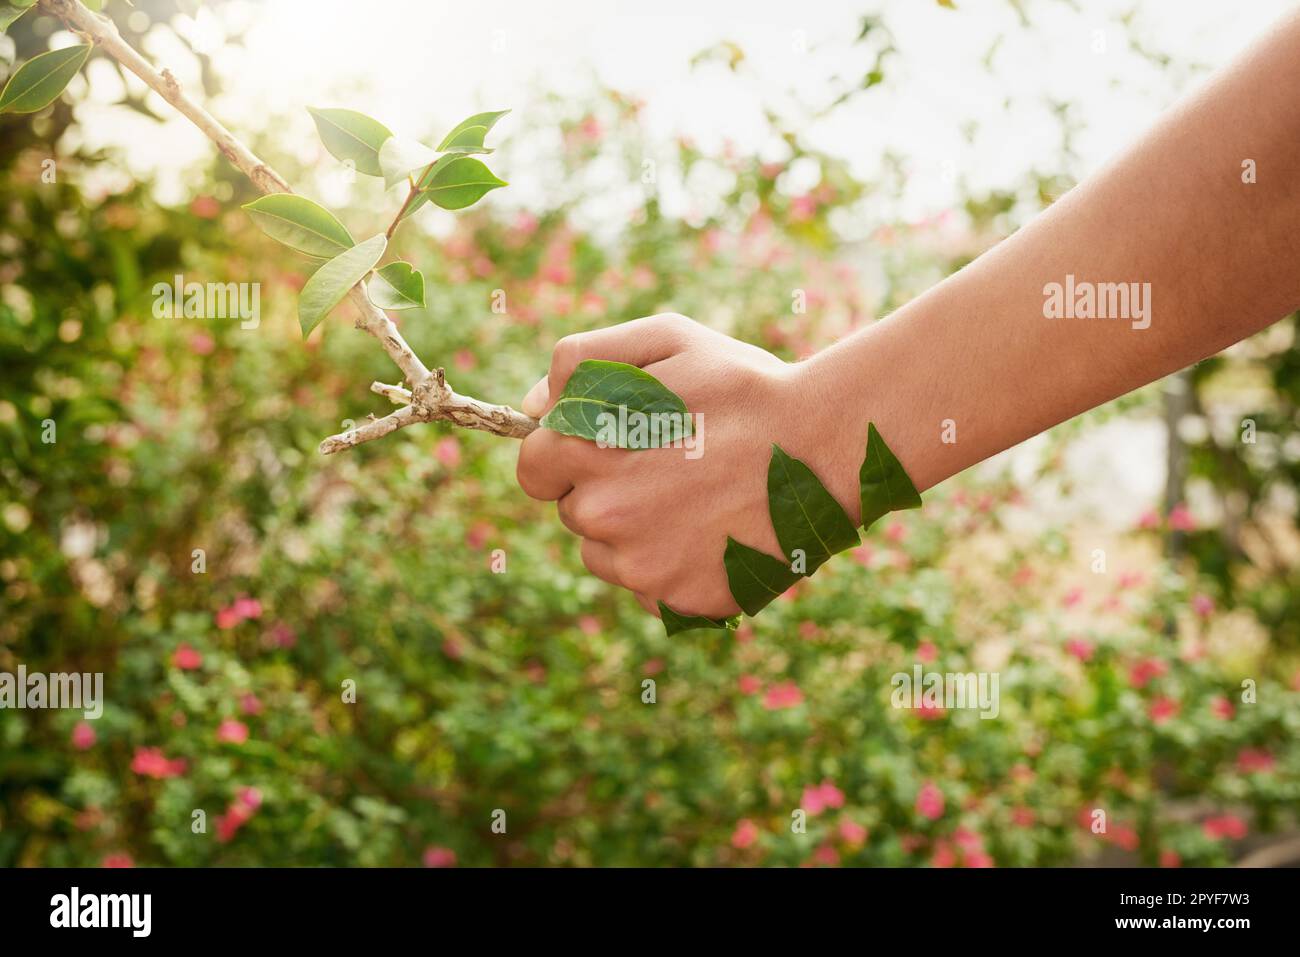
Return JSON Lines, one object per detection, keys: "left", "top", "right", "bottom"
{"left": 521, "top": 377, "right": 548, "bottom": 418}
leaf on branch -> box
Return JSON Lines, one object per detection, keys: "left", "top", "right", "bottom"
{"left": 0, "top": 44, "right": 91, "bottom": 115}
{"left": 422, "top": 156, "right": 507, "bottom": 210}
{"left": 378, "top": 135, "right": 439, "bottom": 191}
{"left": 723, "top": 537, "right": 800, "bottom": 617}
{"left": 242, "top": 193, "right": 355, "bottom": 259}
{"left": 437, "top": 109, "right": 509, "bottom": 154}
{"left": 768, "top": 444, "right": 859, "bottom": 575}
{"left": 307, "top": 107, "right": 393, "bottom": 178}
{"left": 540, "top": 359, "right": 692, "bottom": 447}
{"left": 658, "top": 601, "right": 738, "bottom": 636}
{"left": 858, "top": 422, "right": 921, "bottom": 531}
{"left": 297, "top": 234, "right": 387, "bottom": 337}
{"left": 1, "top": 1, "right": 35, "bottom": 33}
{"left": 368, "top": 262, "right": 425, "bottom": 311}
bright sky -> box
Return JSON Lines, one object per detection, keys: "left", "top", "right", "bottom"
{"left": 66, "top": 0, "right": 1297, "bottom": 219}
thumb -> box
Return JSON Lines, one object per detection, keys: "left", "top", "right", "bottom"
{"left": 521, "top": 376, "right": 549, "bottom": 418}
{"left": 538, "top": 313, "right": 696, "bottom": 417}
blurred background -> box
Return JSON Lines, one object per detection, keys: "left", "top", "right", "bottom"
{"left": 1, "top": 0, "right": 1298, "bottom": 867}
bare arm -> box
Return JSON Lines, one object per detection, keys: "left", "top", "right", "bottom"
{"left": 516, "top": 10, "right": 1300, "bottom": 619}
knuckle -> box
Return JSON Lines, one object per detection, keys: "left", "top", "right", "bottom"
{"left": 551, "top": 333, "right": 586, "bottom": 372}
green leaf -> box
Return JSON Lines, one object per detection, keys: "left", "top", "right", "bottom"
{"left": 422, "top": 156, "right": 507, "bottom": 211}
{"left": 858, "top": 422, "right": 922, "bottom": 531}
{"left": 768, "top": 444, "right": 859, "bottom": 575}
{"left": 658, "top": 601, "right": 738, "bottom": 637}
{"left": 368, "top": 262, "right": 424, "bottom": 311}
{"left": 723, "top": 537, "right": 800, "bottom": 617}
{"left": 540, "top": 359, "right": 692, "bottom": 448}
{"left": 436, "top": 109, "right": 509, "bottom": 153}
{"left": 242, "top": 193, "right": 355, "bottom": 260}
{"left": 378, "top": 135, "right": 439, "bottom": 191}
{"left": 1, "top": 2, "right": 35, "bottom": 32}
{"left": 0, "top": 44, "right": 90, "bottom": 115}
{"left": 307, "top": 107, "right": 392, "bottom": 177}
{"left": 297, "top": 234, "right": 387, "bottom": 337}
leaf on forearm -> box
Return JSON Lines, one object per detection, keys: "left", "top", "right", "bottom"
{"left": 307, "top": 107, "right": 392, "bottom": 178}
{"left": 242, "top": 194, "right": 354, "bottom": 259}
{"left": 378, "top": 135, "right": 439, "bottom": 191}
{"left": 767, "top": 444, "right": 859, "bottom": 575}
{"left": 297, "top": 234, "right": 387, "bottom": 336}
{"left": 858, "top": 422, "right": 922, "bottom": 531}
{"left": 540, "top": 359, "right": 693, "bottom": 448}
{"left": 437, "top": 109, "right": 509, "bottom": 154}
{"left": 368, "top": 262, "right": 425, "bottom": 311}
{"left": 723, "top": 537, "right": 800, "bottom": 617}
{"left": 0, "top": 44, "right": 91, "bottom": 115}
{"left": 422, "top": 156, "right": 507, "bottom": 210}
{"left": 658, "top": 601, "right": 738, "bottom": 636}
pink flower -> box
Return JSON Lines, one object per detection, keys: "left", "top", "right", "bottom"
{"left": 190, "top": 195, "right": 220, "bottom": 219}
{"left": 131, "top": 747, "right": 187, "bottom": 779}
{"left": 577, "top": 615, "right": 601, "bottom": 636}
{"left": 215, "top": 606, "right": 241, "bottom": 630}
{"left": 1062, "top": 586, "right": 1084, "bottom": 609}
{"left": 233, "top": 596, "right": 262, "bottom": 620}
{"left": 217, "top": 719, "right": 249, "bottom": 745}
{"left": 1191, "top": 593, "right": 1215, "bottom": 618}
{"left": 435, "top": 436, "right": 462, "bottom": 469}
{"left": 731, "top": 818, "right": 759, "bottom": 850}
{"left": 762, "top": 681, "right": 804, "bottom": 710}
{"left": 809, "top": 843, "right": 839, "bottom": 866}
{"left": 236, "top": 786, "right": 263, "bottom": 811}
{"left": 917, "top": 640, "right": 938, "bottom": 663}
{"left": 101, "top": 853, "right": 134, "bottom": 868}
{"left": 1149, "top": 696, "right": 1180, "bottom": 723}
{"left": 1210, "top": 696, "right": 1235, "bottom": 720}
{"left": 1203, "top": 815, "right": 1247, "bottom": 840}
{"left": 423, "top": 846, "right": 458, "bottom": 868}
{"left": 1236, "top": 749, "right": 1275, "bottom": 774}
{"left": 1128, "top": 658, "right": 1168, "bottom": 689}
{"left": 240, "top": 693, "right": 263, "bottom": 716}
{"left": 189, "top": 332, "right": 215, "bottom": 355}
{"left": 1065, "top": 637, "right": 1094, "bottom": 662}
{"left": 801, "top": 780, "right": 845, "bottom": 816}
{"left": 71, "top": 721, "right": 97, "bottom": 750}
{"left": 171, "top": 643, "right": 203, "bottom": 670}
{"left": 264, "top": 622, "right": 296, "bottom": 649}
{"left": 954, "top": 827, "right": 984, "bottom": 853}
{"left": 930, "top": 840, "right": 956, "bottom": 868}
{"left": 466, "top": 521, "right": 495, "bottom": 549}
{"left": 964, "top": 851, "right": 995, "bottom": 868}
{"left": 851, "top": 545, "right": 874, "bottom": 567}
{"left": 1160, "top": 849, "right": 1182, "bottom": 868}
{"left": 1136, "top": 508, "right": 1160, "bottom": 530}
{"left": 885, "top": 521, "right": 907, "bottom": 543}
{"left": 453, "top": 349, "right": 477, "bottom": 371}
{"left": 839, "top": 820, "right": 868, "bottom": 845}
{"left": 643, "top": 658, "right": 663, "bottom": 676}
{"left": 737, "top": 675, "right": 761, "bottom": 696}
{"left": 1117, "top": 570, "right": 1145, "bottom": 589}
{"left": 1011, "top": 806, "right": 1036, "bottom": 828}
{"left": 798, "top": 620, "right": 820, "bottom": 641}
{"left": 1168, "top": 504, "right": 1196, "bottom": 532}
{"left": 1110, "top": 824, "right": 1140, "bottom": 852}
{"left": 914, "top": 700, "right": 947, "bottom": 721}
{"left": 915, "top": 781, "right": 945, "bottom": 821}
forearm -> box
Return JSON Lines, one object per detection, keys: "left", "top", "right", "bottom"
{"left": 800, "top": 9, "right": 1300, "bottom": 503}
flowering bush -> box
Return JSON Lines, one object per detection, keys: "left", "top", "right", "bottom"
{"left": 1, "top": 26, "right": 1297, "bottom": 866}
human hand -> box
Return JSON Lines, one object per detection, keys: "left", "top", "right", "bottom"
{"left": 516, "top": 314, "right": 864, "bottom": 619}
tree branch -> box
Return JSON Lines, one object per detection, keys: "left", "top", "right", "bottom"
{"left": 42, "top": 0, "right": 539, "bottom": 451}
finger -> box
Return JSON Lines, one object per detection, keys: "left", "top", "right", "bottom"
{"left": 543, "top": 314, "right": 695, "bottom": 415}
{"left": 556, "top": 490, "right": 612, "bottom": 541}
{"left": 517, "top": 428, "right": 599, "bottom": 502}
{"left": 580, "top": 539, "right": 624, "bottom": 587}
{"left": 521, "top": 376, "right": 549, "bottom": 418}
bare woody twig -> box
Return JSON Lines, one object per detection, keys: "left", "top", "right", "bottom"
{"left": 42, "top": 0, "right": 540, "bottom": 452}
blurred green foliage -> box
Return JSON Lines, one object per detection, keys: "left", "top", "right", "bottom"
{"left": 0, "top": 0, "right": 1297, "bottom": 868}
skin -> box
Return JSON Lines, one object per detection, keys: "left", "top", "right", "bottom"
{"left": 516, "top": 10, "right": 1300, "bottom": 620}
